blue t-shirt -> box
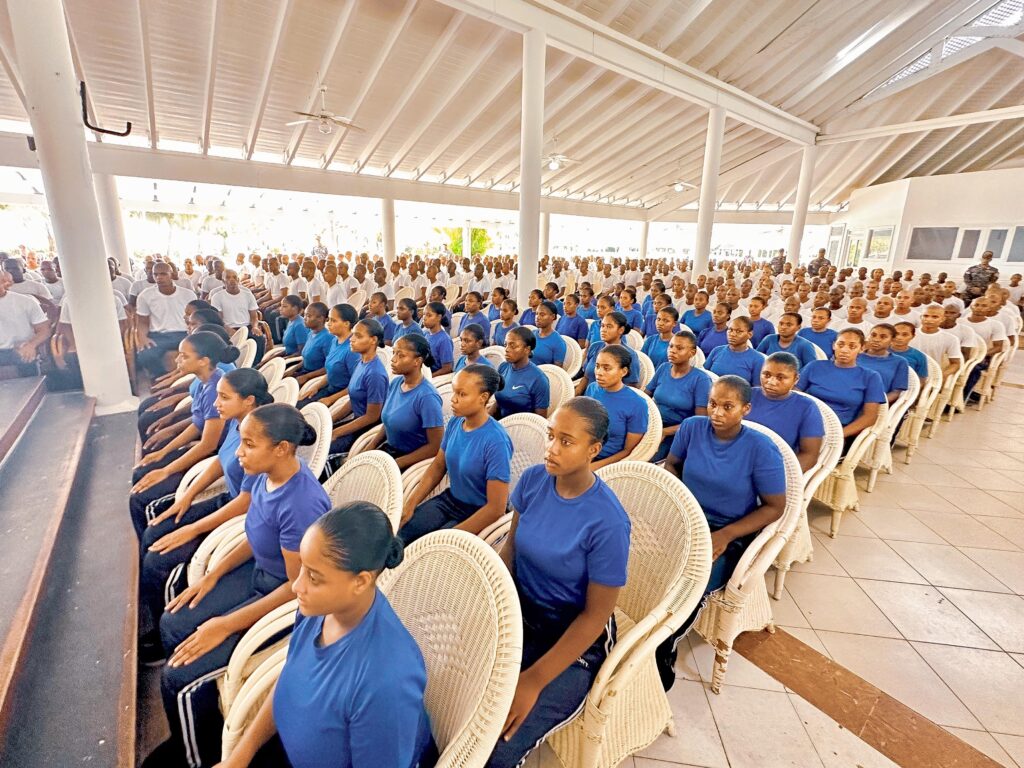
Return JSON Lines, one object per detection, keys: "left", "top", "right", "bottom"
{"left": 645, "top": 364, "right": 711, "bottom": 427}
{"left": 459, "top": 311, "right": 491, "bottom": 343}
{"left": 668, "top": 417, "right": 786, "bottom": 529}
{"left": 274, "top": 594, "right": 432, "bottom": 768}
{"left": 512, "top": 465, "right": 630, "bottom": 632}
{"left": 704, "top": 347, "right": 765, "bottom": 386}
{"left": 619, "top": 307, "right": 643, "bottom": 332}
{"left": 454, "top": 354, "right": 496, "bottom": 373}
{"left": 441, "top": 417, "right": 513, "bottom": 507}
{"left": 697, "top": 326, "right": 729, "bottom": 357}
{"left": 325, "top": 337, "right": 360, "bottom": 393}
{"left": 583, "top": 341, "right": 640, "bottom": 386}
{"left": 586, "top": 319, "right": 603, "bottom": 345}
{"left": 218, "top": 419, "right": 258, "bottom": 498}
{"left": 493, "top": 321, "right": 518, "bottom": 346}
{"left": 797, "top": 361, "right": 886, "bottom": 426}
{"left": 245, "top": 462, "right": 331, "bottom": 580}
{"left": 374, "top": 313, "right": 399, "bottom": 344}
{"left": 301, "top": 327, "right": 335, "bottom": 372}
{"left": 757, "top": 334, "right": 819, "bottom": 369}
{"left": 858, "top": 352, "right": 910, "bottom": 394}
{"left": 747, "top": 389, "right": 824, "bottom": 453}
{"left": 798, "top": 327, "right": 837, "bottom": 359}
{"left": 750, "top": 317, "right": 776, "bottom": 347}
{"left": 893, "top": 346, "right": 929, "bottom": 380}
{"left": 392, "top": 321, "right": 423, "bottom": 342}
{"left": 495, "top": 362, "right": 550, "bottom": 417}
{"left": 348, "top": 356, "right": 389, "bottom": 418}
{"left": 519, "top": 308, "right": 537, "bottom": 327}
{"left": 381, "top": 378, "right": 445, "bottom": 454}
{"left": 533, "top": 331, "right": 567, "bottom": 366}
{"left": 557, "top": 314, "right": 588, "bottom": 342}
{"left": 682, "top": 309, "right": 713, "bottom": 336}
{"left": 283, "top": 317, "right": 310, "bottom": 355}
{"left": 190, "top": 367, "right": 223, "bottom": 432}
{"left": 577, "top": 304, "right": 598, "bottom": 320}
{"left": 640, "top": 334, "right": 671, "bottom": 368}
{"left": 487, "top": 303, "right": 501, "bottom": 321}
{"left": 425, "top": 329, "right": 454, "bottom": 374}
{"left": 584, "top": 383, "right": 649, "bottom": 459}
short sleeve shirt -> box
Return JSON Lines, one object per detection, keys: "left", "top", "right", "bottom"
{"left": 495, "top": 362, "right": 550, "bottom": 417}
{"left": 584, "top": 383, "right": 649, "bottom": 459}
{"left": 440, "top": 417, "right": 513, "bottom": 508}
{"left": 0, "top": 290, "right": 47, "bottom": 349}
{"left": 645, "top": 364, "right": 711, "bottom": 427}
{"left": 797, "top": 360, "right": 886, "bottom": 426}
{"left": 747, "top": 389, "right": 825, "bottom": 453}
{"left": 381, "top": 378, "right": 445, "bottom": 454}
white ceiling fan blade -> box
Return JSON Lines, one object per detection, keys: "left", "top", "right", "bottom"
{"left": 285, "top": 118, "right": 314, "bottom": 126}
{"left": 329, "top": 117, "right": 364, "bottom": 132}
{"left": 292, "top": 111, "right": 321, "bottom": 119}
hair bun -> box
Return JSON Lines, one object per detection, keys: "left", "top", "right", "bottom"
{"left": 383, "top": 537, "right": 405, "bottom": 569}
{"left": 299, "top": 421, "right": 317, "bottom": 446}
{"left": 222, "top": 345, "right": 241, "bottom": 364}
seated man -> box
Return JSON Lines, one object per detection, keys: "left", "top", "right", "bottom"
{"left": 135, "top": 263, "right": 198, "bottom": 378}
{"left": 0, "top": 270, "right": 51, "bottom": 378}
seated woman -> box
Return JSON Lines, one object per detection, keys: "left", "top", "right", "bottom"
{"left": 748, "top": 352, "right": 824, "bottom": 472}
{"left": 660, "top": 376, "right": 786, "bottom": 687}
{"left": 487, "top": 286, "right": 508, "bottom": 321}
{"left": 328, "top": 318, "right": 390, "bottom": 456}
{"left": 392, "top": 297, "right": 424, "bottom": 342}
{"left": 216, "top": 502, "right": 434, "bottom": 768}
{"left": 284, "top": 302, "right": 333, "bottom": 380}
{"left": 857, "top": 323, "right": 910, "bottom": 404}
{"left": 400, "top": 365, "right": 513, "bottom": 544}
{"left": 278, "top": 294, "right": 309, "bottom": 355}
{"left": 149, "top": 404, "right": 331, "bottom": 768}
{"left": 459, "top": 291, "right": 491, "bottom": 343}
{"left": 584, "top": 295, "right": 616, "bottom": 350}
{"left": 704, "top": 316, "right": 765, "bottom": 386}
{"left": 357, "top": 334, "right": 445, "bottom": 470}
{"left": 641, "top": 304, "right": 680, "bottom": 368}
{"left": 423, "top": 301, "right": 454, "bottom": 376}
{"left": 141, "top": 302, "right": 220, "bottom": 403}
{"left": 617, "top": 288, "right": 644, "bottom": 331}
{"left": 756, "top": 312, "right": 818, "bottom": 370}
{"left": 487, "top": 399, "right": 630, "bottom": 768}
{"left": 797, "top": 308, "right": 838, "bottom": 359}
{"left": 494, "top": 327, "right": 550, "bottom": 419}
{"left": 519, "top": 289, "right": 543, "bottom": 327}
{"left": 645, "top": 332, "right": 711, "bottom": 462}
{"left": 138, "top": 368, "right": 273, "bottom": 663}
{"left": 696, "top": 303, "right": 731, "bottom": 357}
{"left": 297, "top": 303, "right": 360, "bottom": 407}
{"left": 455, "top": 322, "right": 494, "bottom": 372}
{"left": 558, "top": 293, "right": 588, "bottom": 347}
{"left": 797, "top": 329, "right": 886, "bottom": 454}
{"left": 892, "top": 321, "right": 930, "bottom": 381}
{"left": 532, "top": 300, "right": 568, "bottom": 366}
{"left": 576, "top": 312, "right": 640, "bottom": 395}
{"left": 129, "top": 331, "right": 238, "bottom": 540}
{"left": 583, "top": 346, "right": 648, "bottom": 469}
{"left": 493, "top": 298, "right": 519, "bottom": 346}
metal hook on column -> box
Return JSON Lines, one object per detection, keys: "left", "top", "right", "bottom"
{"left": 80, "top": 81, "right": 132, "bottom": 137}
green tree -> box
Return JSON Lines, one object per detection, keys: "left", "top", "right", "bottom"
{"left": 436, "top": 226, "right": 493, "bottom": 257}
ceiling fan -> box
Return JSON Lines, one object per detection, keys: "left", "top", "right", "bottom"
{"left": 287, "top": 84, "right": 363, "bottom": 135}
{"left": 542, "top": 137, "right": 579, "bottom": 171}
{"left": 667, "top": 180, "right": 697, "bottom": 192}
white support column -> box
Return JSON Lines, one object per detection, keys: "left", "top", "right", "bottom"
{"left": 381, "top": 197, "right": 396, "bottom": 267}
{"left": 639, "top": 219, "right": 650, "bottom": 261}
{"left": 9, "top": 0, "right": 134, "bottom": 413}
{"left": 517, "top": 28, "right": 546, "bottom": 311}
{"left": 93, "top": 173, "right": 130, "bottom": 274}
{"left": 539, "top": 211, "right": 550, "bottom": 258}
{"left": 692, "top": 105, "right": 725, "bottom": 279}
{"left": 787, "top": 144, "right": 817, "bottom": 267}
{"left": 462, "top": 223, "right": 473, "bottom": 260}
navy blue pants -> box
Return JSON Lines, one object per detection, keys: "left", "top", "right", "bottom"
{"left": 964, "top": 356, "right": 990, "bottom": 400}
{"left": 159, "top": 563, "right": 285, "bottom": 768}
{"left": 0, "top": 348, "right": 39, "bottom": 377}
{"left": 138, "top": 331, "right": 187, "bottom": 377}
{"left": 400, "top": 488, "right": 478, "bottom": 545}
{"left": 129, "top": 448, "right": 190, "bottom": 540}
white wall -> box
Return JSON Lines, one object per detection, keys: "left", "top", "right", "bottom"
{"left": 834, "top": 168, "right": 1024, "bottom": 280}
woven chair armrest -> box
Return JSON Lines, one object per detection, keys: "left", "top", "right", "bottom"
{"left": 221, "top": 645, "right": 289, "bottom": 761}
{"left": 588, "top": 613, "right": 682, "bottom": 708}
{"left": 174, "top": 456, "right": 220, "bottom": 503}
{"left": 222, "top": 599, "right": 299, "bottom": 708}
{"left": 328, "top": 395, "right": 350, "bottom": 421}
{"left": 729, "top": 531, "right": 788, "bottom": 595}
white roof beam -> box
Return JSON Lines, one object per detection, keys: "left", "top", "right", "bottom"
{"left": 0, "top": 37, "right": 24, "bottom": 111}
{"left": 981, "top": 126, "right": 1024, "bottom": 169}
{"left": 244, "top": 0, "right": 294, "bottom": 161}
{"left": 136, "top": 0, "right": 157, "bottom": 148}
{"left": 283, "top": 0, "right": 359, "bottom": 165}
{"left": 655, "top": 0, "right": 716, "bottom": 52}
{"left": 431, "top": 0, "right": 818, "bottom": 144}
{"left": 200, "top": 0, "right": 223, "bottom": 155}
{"left": 354, "top": 12, "right": 465, "bottom": 173}
{"left": 818, "top": 103, "right": 1024, "bottom": 146}
{"left": 321, "top": 0, "right": 419, "bottom": 170}
{"left": 940, "top": 120, "right": 1020, "bottom": 175}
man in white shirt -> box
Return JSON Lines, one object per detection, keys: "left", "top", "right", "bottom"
{"left": 369, "top": 266, "right": 395, "bottom": 309}
{"left": 212, "top": 269, "right": 264, "bottom": 362}
{"left": 2, "top": 257, "right": 54, "bottom": 303}
{"left": 0, "top": 271, "right": 50, "bottom": 376}
{"left": 302, "top": 261, "right": 328, "bottom": 304}
{"left": 200, "top": 259, "right": 226, "bottom": 298}
{"left": 831, "top": 297, "right": 873, "bottom": 334}
{"left": 940, "top": 303, "right": 978, "bottom": 353}
{"left": 467, "top": 263, "right": 491, "bottom": 296}
{"left": 911, "top": 305, "right": 962, "bottom": 380}
{"left": 406, "top": 262, "right": 429, "bottom": 305}
{"left": 39, "top": 260, "right": 65, "bottom": 303}
{"left": 961, "top": 296, "right": 1007, "bottom": 400}
{"left": 891, "top": 291, "right": 920, "bottom": 326}
{"left": 136, "top": 263, "right": 197, "bottom": 376}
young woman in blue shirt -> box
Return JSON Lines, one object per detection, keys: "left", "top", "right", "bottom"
{"left": 455, "top": 322, "right": 494, "bottom": 372}
{"left": 617, "top": 288, "right": 644, "bottom": 331}
{"left": 640, "top": 292, "right": 673, "bottom": 339}
{"left": 493, "top": 298, "right": 519, "bottom": 346}
{"left": 329, "top": 318, "right": 390, "bottom": 455}
{"left": 393, "top": 297, "right": 424, "bottom": 342}
{"left": 487, "top": 398, "right": 630, "bottom": 768}
{"left": 286, "top": 302, "right": 333, "bottom": 379}
{"left": 891, "top": 321, "right": 930, "bottom": 380}
{"left": 797, "top": 308, "right": 838, "bottom": 358}
{"left": 459, "top": 291, "right": 491, "bottom": 344}
{"left": 519, "top": 289, "right": 543, "bottom": 328}
{"left": 704, "top": 316, "right": 765, "bottom": 386}
{"left": 153, "top": 404, "right": 331, "bottom": 767}
{"left": 494, "top": 327, "right": 551, "bottom": 418}
{"left": 278, "top": 294, "right": 309, "bottom": 355}
{"left": 422, "top": 301, "right": 454, "bottom": 376}
{"left": 217, "top": 502, "right": 434, "bottom": 768}
{"left": 576, "top": 285, "right": 598, "bottom": 320}
{"left": 641, "top": 304, "right": 679, "bottom": 368}
{"left": 488, "top": 286, "right": 508, "bottom": 321}
{"left": 645, "top": 331, "right": 711, "bottom": 462}
{"left": 696, "top": 302, "right": 731, "bottom": 357}
{"left": 532, "top": 300, "right": 568, "bottom": 366}
{"left": 558, "top": 293, "right": 588, "bottom": 347}
{"left": 583, "top": 345, "right": 649, "bottom": 469}
{"left": 401, "top": 365, "right": 513, "bottom": 545}
{"left": 756, "top": 312, "right": 818, "bottom": 369}
{"left": 748, "top": 352, "right": 825, "bottom": 472}
{"left": 682, "top": 290, "right": 713, "bottom": 337}
{"left": 584, "top": 294, "right": 615, "bottom": 349}
{"left": 577, "top": 312, "right": 641, "bottom": 394}
{"left": 857, "top": 323, "right": 910, "bottom": 403}
{"left": 542, "top": 282, "right": 565, "bottom": 316}
{"left": 298, "top": 303, "right": 360, "bottom": 408}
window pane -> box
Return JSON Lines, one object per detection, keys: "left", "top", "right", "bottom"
{"left": 986, "top": 229, "right": 1008, "bottom": 258}
{"left": 958, "top": 229, "right": 981, "bottom": 259}
{"left": 907, "top": 227, "right": 958, "bottom": 260}
{"left": 1008, "top": 228, "right": 1024, "bottom": 263}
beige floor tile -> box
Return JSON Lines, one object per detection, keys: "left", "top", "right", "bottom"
{"left": 861, "top": 482, "right": 961, "bottom": 512}
{"left": 789, "top": 694, "right": 900, "bottom": 768}
{"left": 1014, "top": 653, "right": 1024, "bottom": 670}
{"left": 967, "top": 451, "right": 1024, "bottom": 471}
{"left": 783, "top": 572, "right": 900, "bottom": 638}
{"left": 672, "top": 632, "right": 702, "bottom": 683}
{"left": 808, "top": 507, "right": 877, "bottom": 538}
{"left": 636, "top": 679, "right": 729, "bottom": 768}
{"left": 817, "top": 536, "right": 927, "bottom": 583}
{"left": 634, "top": 760, "right": 703, "bottom": 768}
{"left": 815, "top": 631, "right": 982, "bottom": 730}
{"left": 790, "top": 534, "right": 848, "bottom": 577}
{"left": 960, "top": 548, "right": 1024, "bottom": 594}
{"left": 856, "top": 579, "right": 998, "bottom": 649}
{"left": 931, "top": 486, "right": 1024, "bottom": 518}
{"left": 910, "top": 510, "right": 1019, "bottom": 550}
{"left": 763, "top": 577, "right": 811, "bottom": 628}
{"left": 778, "top": 626, "right": 830, "bottom": 658}
{"left": 943, "top": 728, "right": 1019, "bottom": 768}
{"left": 976, "top": 516, "right": 1024, "bottom": 550}
{"left": 523, "top": 744, "right": 561, "bottom": 768}
{"left": 887, "top": 540, "right": 1013, "bottom": 592}
{"left": 944, "top": 466, "right": 1024, "bottom": 493}
{"left": 854, "top": 506, "right": 947, "bottom": 543}
{"left": 915, "top": 444, "right": 986, "bottom": 467}
{"left": 687, "top": 634, "right": 786, "bottom": 692}
{"left": 706, "top": 686, "right": 824, "bottom": 768}
{"left": 899, "top": 462, "right": 974, "bottom": 487}
{"left": 993, "top": 734, "right": 1024, "bottom": 768}
{"left": 987, "top": 490, "right": 1024, "bottom": 513}
{"left": 913, "top": 643, "right": 1024, "bottom": 736}
{"left": 939, "top": 588, "right": 1024, "bottom": 654}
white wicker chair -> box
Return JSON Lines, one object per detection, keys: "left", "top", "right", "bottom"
{"left": 402, "top": 457, "right": 450, "bottom": 506}
{"left": 895, "top": 355, "right": 941, "bottom": 463}
{"left": 297, "top": 374, "right": 327, "bottom": 401}
{"left": 258, "top": 357, "right": 285, "bottom": 389}
{"left": 498, "top": 412, "right": 548, "bottom": 493}
{"left": 693, "top": 347, "right": 705, "bottom": 369}
{"left": 436, "top": 382, "right": 454, "bottom": 422}
{"left": 449, "top": 312, "right": 466, "bottom": 340}
{"left": 344, "top": 289, "right": 366, "bottom": 312}
{"left": 625, "top": 389, "right": 663, "bottom": 463}
{"left": 270, "top": 377, "right": 299, "bottom": 405}
{"left": 237, "top": 338, "right": 257, "bottom": 369}
{"left": 259, "top": 345, "right": 288, "bottom": 363}
{"left": 187, "top": 515, "right": 247, "bottom": 585}
{"left": 694, "top": 421, "right": 803, "bottom": 693}
{"left": 973, "top": 349, "right": 1007, "bottom": 411}
{"left": 635, "top": 350, "right": 655, "bottom": 390}
{"left": 925, "top": 359, "right": 959, "bottom": 438}
{"left": 810, "top": 342, "right": 827, "bottom": 360}
{"left": 861, "top": 370, "right": 919, "bottom": 492}
{"left": 991, "top": 315, "right": 1023, "bottom": 395}
{"left": 348, "top": 424, "right": 385, "bottom": 458}
{"left": 947, "top": 343, "right": 986, "bottom": 421}
{"left": 321, "top": 450, "right": 403, "bottom": 530}
{"left": 547, "top": 462, "right": 712, "bottom": 768}
{"left": 173, "top": 456, "right": 225, "bottom": 506}
{"left": 772, "top": 394, "right": 842, "bottom": 600}
{"left": 229, "top": 326, "right": 249, "bottom": 348}
{"left": 394, "top": 286, "right": 414, "bottom": 303}
{"left": 481, "top": 345, "right": 505, "bottom": 367}
{"left": 538, "top": 363, "right": 573, "bottom": 413}
{"left": 297, "top": 402, "right": 333, "bottom": 478}
{"left": 812, "top": 402, "right": 889, "bottom": 537}
{"left": 624, "top": 329, "right": 644, "bottom": 350}
{"left": 561, "top": 335, "right": 583, "bottom": 378}
{"left": 173, "top": 395, "right": 193, "bottom": 412}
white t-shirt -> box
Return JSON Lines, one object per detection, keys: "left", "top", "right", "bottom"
{"left": 368, "top": 283, "right": 395, "bottom": 301}
{"left": 0, "top": 290, "right": 47, "bottom": 349}
{"left": 60, "top": 291, "right": 127, "bottom": 323}
{"left": 8, "top": 280, "right": 52, "bottom": 301}
{"left": 43, "top": 279, "right": 65, "bottom": 303}
{"left": 910, "top": 329, "right": 962, "bottom": 366}
{"left": 890, "top": 308, "right": 920, "bottom": 327}
{"left": 407, "top": 275, "right": 429, "bottom": 300}
{"left": 212, "top": 288, "right": 259, "bottom": 327}
{"left": 830, "top": 319, "right": 873, "bottom": 335}
{"left": 130, "top": 279, "right": 155, "bottom": 300}
{"left": 1007, "top": 284, "right": 1023, "bottom": 304}
{"left": 263, "top": 272, "right": 289, "bottom": 298}
{"left": 201, "top": 276, "right": 225, "bottom": 296}
{"left": 112, "top": 275, "right": 134, "bottom": 297}
{"left": 467, "top": 277, "right": 491, "bottom": 296}
{"left": 962, "top": 317, "right": 1007, "bottom": 347}
{"left": 942, "top": 322, "right": 977, "bottom": 349}
{"left": 306, "top": 278, "right": 329, "bottom": 303}
{"left": 136, "top": 285, "right": 197, "bottom": 333}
